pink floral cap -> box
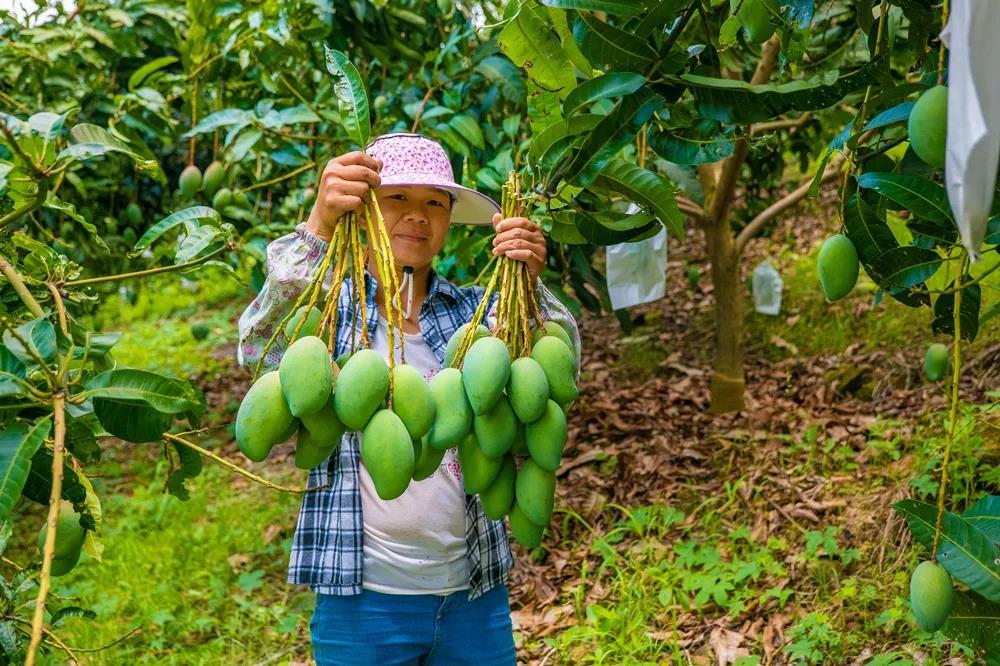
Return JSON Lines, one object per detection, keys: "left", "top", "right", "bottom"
{"left": 364, "top": 132, "right": 500, "bottom": 226}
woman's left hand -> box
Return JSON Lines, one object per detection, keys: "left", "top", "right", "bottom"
{"left": 491, "top": 213, "right": 547, "bottom": 281}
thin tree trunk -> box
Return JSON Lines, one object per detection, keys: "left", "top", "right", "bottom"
{"left": 704, "top": 214, "right": 744, "bottom": 413}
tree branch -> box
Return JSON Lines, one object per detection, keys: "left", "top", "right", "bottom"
{"left": 0, "top": 252, "right": 44, "bottom": 317}
{"left": 750, "top": 112, "right": 812, "bottom": 136}
{"left": 676, "top": 196, "right": 707, "bottom": 223}
{"left": 734, "top": 155, "right": 846, "bottom": 254}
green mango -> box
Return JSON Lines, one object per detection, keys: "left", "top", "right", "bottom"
{"left": 474, "top": 394, "right": 516, "bottom": 458}
{"left": 817, "top": 234, "right": 859, "bottom": 302}
{"left": 212, "top": 187, "right": 234, "bottom": 210}
{"left": 531, "top": 336, "right": 578, "bottom": 404}
{"left": 125, "top": 202, "right": 142, "bottom": 225}
{"left": 427, "top": 368, "right": 472, "bottom": 450}
{"left": 392, "top": 364, "right": 436, "bottom": 439}
{"left": 462, "top": 336, "right": 511, "bottom": 415}
{"left": 480, "top": 455, "right": 516, "bottom": 520}
{"left": 910, "top": 560, "right": 954, "bottom": 632}
{"left": 335, "top": 351, "right": 352, "bottom": 369}
{"left": 908, "top": 85, "right": 948, "bottom": 169}
{"left": 525, "top": 400, "right": 567, "bottom": 471}
{"left": 233, "top": 190, "right": 251, "bottom": 209}
{"left": 49, "top": 549, "right": 81, "bottom": 577}
{"left": 300, "top": 395, "right": 346, "bottom": 447}
{"left": 190, "top": 323, "right": 210, "bottom": 340}
{"left": 515, "top": 459, "right": 555, "bottom": 526}
{"left": 507, "top": 357, "right": 549, "bottom": 423}
{"left": 334, "top": 349, "right": 390, "bottom": 430}
{"left": 284, "top": 305, "right": 323, "bottom": 341}
{"left": 924, "top": 343, "right": 949, "bottom": 382}
{"left": 361, "top": 409, "right": 415, "bottom": 500}
{"left": 412, "top": 435, "right": 447, "bottom": 481}
{"left": 178, "top": 164, "right": 202, "bottom": 198}
{"left": 236, "top": 371, "right": 295, "bottom": 462}
{"left": 458, "top": 432, "right": 503, "bottom": 494}
{"left": 279, "top": 336, "right": 333, "bottom": 418}
{"left": 277, "top": 417, "right": 300, "bottom": 444}
{"left": 508, "top": 502, "right": 544, "bottom": 548}
{"left": 202, "top": 160, "right": 226, "bottom": 197}
{"left": 294, "top": 425, "right": 336, "bottom": 470}
{"left": 37, "top": 500, "right": 86, "bottom": 560}
{"left": 531, "top": 321, "right": 574, "bottom": 361}
{"left": 445, "top": 323, "right": 490, "bottom": 367}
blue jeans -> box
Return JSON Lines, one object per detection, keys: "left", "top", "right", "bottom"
{"left": 309, "top": 584, "right": 516, "bottom": 665}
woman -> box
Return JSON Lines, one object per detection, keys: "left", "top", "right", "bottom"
{"left": 237, "top": 133, "right": 580, "bottom": 665}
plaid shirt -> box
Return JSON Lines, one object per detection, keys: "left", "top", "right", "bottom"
{"left": 236, "top": 223, "right": 580, "bottom": 601}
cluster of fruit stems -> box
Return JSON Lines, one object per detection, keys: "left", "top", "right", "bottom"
{"left": 453, "top": 170, "right": 543, "bottom": 369}
{"left": 252, "top": 187, "right": 407, "bottom": 409}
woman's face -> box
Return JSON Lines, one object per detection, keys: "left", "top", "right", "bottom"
{"left": 374, "top": 185, "right": 452, "bottom": 269}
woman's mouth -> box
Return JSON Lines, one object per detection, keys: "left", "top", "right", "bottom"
{"left": 395, "top": 233, "right": 428, "bottom": 242}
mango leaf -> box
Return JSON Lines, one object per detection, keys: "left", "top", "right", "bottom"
{"left": 541, "top": 0, "right": 647, "bottom": 16}
{"left": 677, "top": 62, "right": 880, "bottom": 124}
{"left": 28, "top": 111, "right": 66, "bottom": 139}
{"left": 893, "top": 499, "right": 1000, "bottom": 602}
{"left": 855, "top": 172, "right": 954, "bottom": 223}
{"left": 843, "top": 192, "right": 898, "bottom": 267}
{"left": 323, "top": 47, "right": 370, "bottom": 148}
{"left": 85, "top": 369, "right": 200, "bottom": 415}
{"left": 132, "top": 206, "right": 221, "bottom": 254}
{"left": 448, "top": 114, "right": 486, "bottom": 150}
{"left": 941, "top": 590, "right": 1000, "bottom": 656}
{"left": 127, "top": 56, "right": 178, "bottom": 90}
{"left": 182, "top": 109, "right": 254, "bottom": 138}
{"left": 648, "top": 122, "right": 734, "bottom": 165}
{"left": 635, "top": 0, "right": 689, "bottom": 38}
{"left": 573, "top": 12, "right": 657, "bottom": 71}
{"left": 547, "top": 88, "right": 661, "bottom": 190}
{"left": 498, "top": 0, "right": 577, "bottom": 97}
{"left": 784, "top": 0, "right": 815, "bottom": 29}
{"left": 528, "top": 114, "right": 602, "bottom": 172}
{"left": 22, "top": 446, "right": 87, "bottom": 505}
{"left": 2, "top": 316, "right": 57, "bottom": 367}
{"left": 474, "top": 55, "right": 527, "bottom": 103}
{"left": 574, "top": 208, "right": 660, "bottom": 244}
{"left": 545, "top": 6, "right": 593, "bottom": 74}
{"left": 50, "top": 607, "right": 98, "bottom": 627}
{"left": 863, "top": 101, "right": 915, "bottom": 131}
{"left": 175, "top": 226, "right": 223, "bottom": 263}
{"left": 872, "top": 246, "right": 942, "bottom": 289}
{"left": 591, "top": 157, "right": 684, "bottom": 239}
{"left": 56, "top": 123, "right": 145, "bottom": 165}
{"left": 0, "top": 347, "right": 26, "bottom": 398}
{"left": 64, "top": 414, "right": 101, "bottom": 464}
{"left": 963, "top": 496, "right": 1000, "bottom": 542}
{"left": 0, "top": 417, "right": 52, "bottom": 523}
{"left": 932, "top": 282, "right": 981, "bottom": 342}
{"left": 563, "top": 73, "right": 647, "bottom": 118}
{"left": 983, "top": 216, "right": 1000, "bottom": 245}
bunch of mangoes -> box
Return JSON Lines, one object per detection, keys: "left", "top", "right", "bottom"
{"left": 37, "top": 500, "right": 87, "bottom": 577}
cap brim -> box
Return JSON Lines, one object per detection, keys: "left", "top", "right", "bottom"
{"left": 383, "top": 180, "right": 500, "bottom": 226}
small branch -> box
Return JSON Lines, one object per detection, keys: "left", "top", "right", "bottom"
{"left": 26, "top": 394, "right": 66, "bottom": 666}
{"left": 676, "top": 196, "right": 707, "bottom": 223}
{"left": 241, "top": 161, "right": 317, "bottom": 193}
{"left": 278, "top": 73, "right": 324, "bottom": 122}
{"left": 164, "top": 433, "right": 330, "bottom": 495}
{"left": 409, "top": 86, "right": 438, "bottom": 133}
{"left": 0, "top": 252, "right": 45, "bottom": 317}
{"left": 734, "top": 154, "right": 846, "bottom": 253}
{"left": 750, "top": 112, "right": 812, "bottom": 136}
{"left": 62, "top": 245, "right": 228, "bottom": 288}
{"left": 45, "top": 283, "right": 69, "bottom": 337}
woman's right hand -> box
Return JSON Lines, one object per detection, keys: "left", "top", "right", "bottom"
{"left": 305, "top": 151, "right": 383, "bottom": 241}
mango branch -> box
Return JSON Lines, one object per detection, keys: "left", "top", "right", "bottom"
{"left": 164, "top": 433, "right": 330, "bottom": 494}
{"left": 63, "top": 244, "right": 228, "bottom": 288}
{"left": 0, "top": 186, "right": 46, "bottom": 231}
{"left": 241, "top": 161, "right": 317, "bottom": 193}
{"left": 0, "top": 252, "right": 44, "bottom": 317}
{"left": 26, "top": 395, "right": 65, "bottom": 666}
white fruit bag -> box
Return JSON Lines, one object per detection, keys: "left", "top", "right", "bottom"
{"left": 605, "top": 203, "right": 668, "bottom": 310}
{"left": 941, "top": 0, "right": 1000, "bottom": 261}
{"left": 751, "top": 259, "right": 783, "bottom": 316}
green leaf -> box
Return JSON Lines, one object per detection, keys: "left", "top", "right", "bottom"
{"left": 541, "top": 0, "right": 647, "bottom": 16}
{"left": 0, "top": 417, "right": 52, "bottom": 523}
{"left": 963, "top": 496, "right": 1000, "bottom": 543}
{"left": 22, "top": 445, "right": 87, "bottom": 506}
{"left": 855, "top": 173, "right": 954, "bottom": 223}
{"left": 676, "top": 63, "right": 881, "bottom": 124}
{"left": 323, "top": 47, "right": 371, "bottom": 148}
{"left": 591, "top": 157, "right": 684, "bottom": 239}
{"left": 93, "top": 400, "right": 172, "bottom": 444}
{"left": 843, "top": 192, "right": 898, "bottom": 267}
{"left": 873, "top": 246, "right": 942, "bottom": 289}
{"left": 548, "top": 88, "right": 660, "bottom": 190}
{"left": 863, "top": 101, "right": 915, "bottom": 131}
{"left": 2, "top": 316, "right": 57, "bottom": 367}
{"left": 132, "top": 206, "right": 221, "bottom": 254}
{"left": 573, "top": 12, "right": 657, "bottom": 71}
{"left": 498, "top": 0, "right": 577, "bottom": 97}
{"left": 527, "top": 114, "right": 602, "bottom": 173}
{"left": 893, "top": 499, "right": 1000, "bottom": 602}
{"left": 932, "top": 282, "right": 981, "bottom": 342}
{"left": 127, "top": 56, "right": 178, "bottom": 91}
{"left": 648, "top": 122, "right": 734, "bottom": 165}
{"left": 50, "top": 606, "right": 98, "bottom": 627}
{"left": 563, "top": 73, "right": 647, "bottom": 117}
{"left": 574, "top": 208, "right": 660, "bottom": 244}
{"left": 475, "top": 55, "right": 527, "bottom": 103}
{"left": 85, "top": 369, "right": 200, "bottom": 415}
{"left": 448, "top": 114, "right": 486, "bottom": 150}
{"left": 175, "top": 225, "right": 222, "bottom": 263}
{"left": 941, "top": 590, "right": 1000, "bottom": 656}
{"left": 182, "top": 109, "right": 255, "bottom": 138}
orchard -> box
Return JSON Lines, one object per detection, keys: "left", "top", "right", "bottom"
{"left": 1, "top": 1, "right": 998, "bottom": 664}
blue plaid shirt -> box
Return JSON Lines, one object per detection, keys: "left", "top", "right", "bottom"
{"left": 237, "top": 224, "right": 580, "bottom": 601}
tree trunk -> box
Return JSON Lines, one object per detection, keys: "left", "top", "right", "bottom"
{"left": 704, "top": 214, "right": 744, "bottom": 414}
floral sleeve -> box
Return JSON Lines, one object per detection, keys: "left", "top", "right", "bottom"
{"left": 236, "top": 224, "right": 331, "bottom": 373}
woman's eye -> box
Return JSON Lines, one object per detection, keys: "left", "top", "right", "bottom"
{"left": 429, "top": 200, "right": 443, "bottom": 207}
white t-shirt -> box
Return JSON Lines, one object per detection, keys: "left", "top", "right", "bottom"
{"left": 358, "top": 318, "right": 469, "bottom": 595}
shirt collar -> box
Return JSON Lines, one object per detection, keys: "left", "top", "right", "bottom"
{"left": 427, "top": 268, "right": 461, "bottom": 303}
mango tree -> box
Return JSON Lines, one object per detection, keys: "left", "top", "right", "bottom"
{"left": 495, "top": 0, "right": 935, "bottom": 412}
